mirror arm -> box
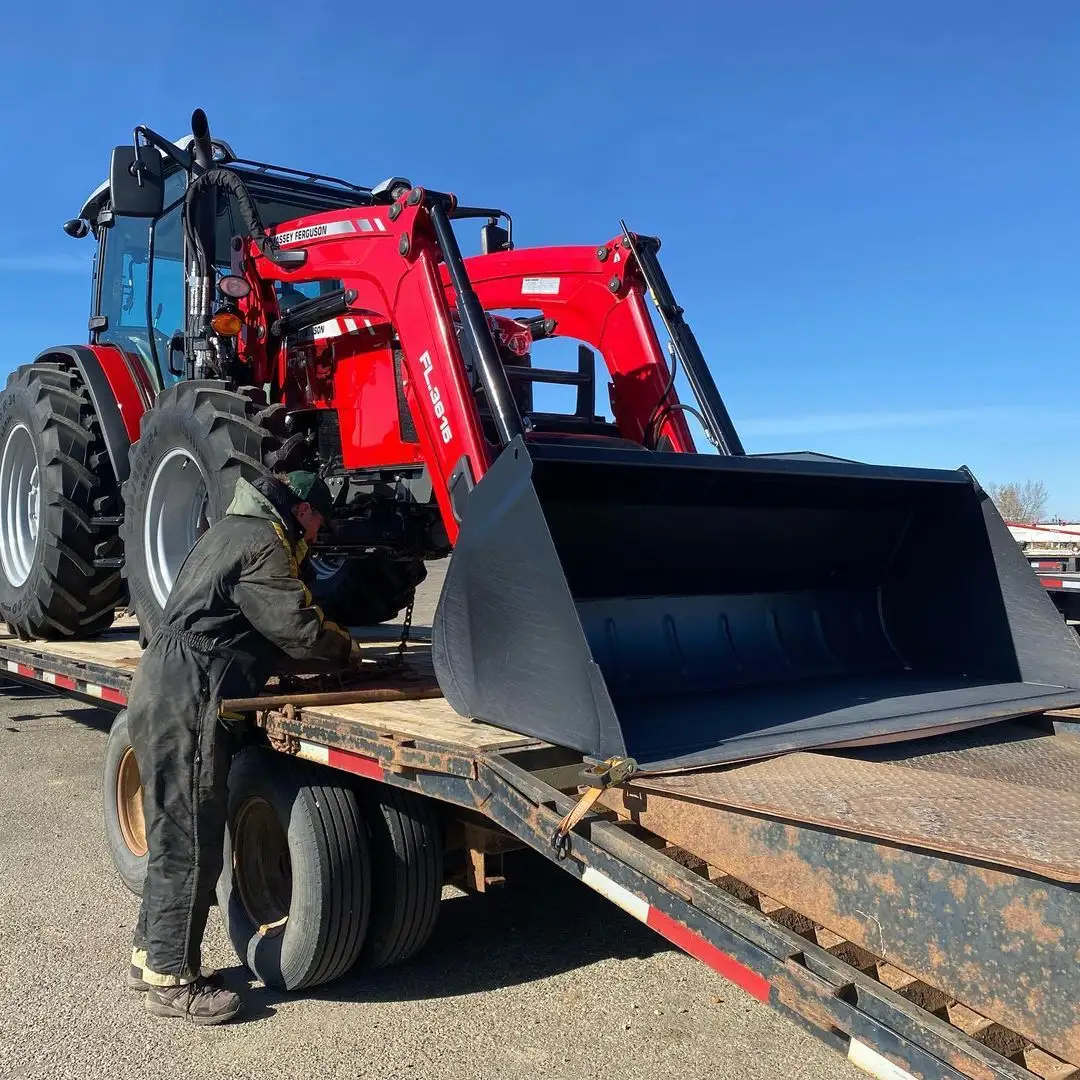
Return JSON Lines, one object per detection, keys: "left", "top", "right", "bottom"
{"left": 133, "top": 125, "right": 195, "bottom": 176}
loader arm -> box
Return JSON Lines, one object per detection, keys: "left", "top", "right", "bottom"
{"left": 240, "top": 190, "right": 719, "bottom": 539}
{"left": 447, "top": 243, "right": 699, "bottom": 452}
{"left": 243, "top": 190, "right": 512, "bottom": 541}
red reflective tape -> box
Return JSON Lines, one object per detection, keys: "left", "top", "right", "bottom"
{"left": 326, "top": 747, "right": 383, "bottom": 780}
{"left": 101, "top": 686, "right": 127, "bottom": 705}
{"left": 647, "top": 907, "right": 771, "bottom": 1003}
{"left": 54, "top": 674, "right": 77, "bottom": 691}
{"left": 1042, "top": 578, "right": 1064, "bottom": 589}
{"left": 16, "top": 663, "right": 36, "bottom": 678}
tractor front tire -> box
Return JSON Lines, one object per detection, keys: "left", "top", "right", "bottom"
{"left": 119, "top": 381, "right": 278, "bottom": 645}
{"left": 0, "top": 363, "right": 123, "bottom": 640}
{"left": 304, "top": 553, "right": 428, "bottom": 628}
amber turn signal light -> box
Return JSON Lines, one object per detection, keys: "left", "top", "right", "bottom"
{"left": 211, "top": 311, "right": 243, "bottom": 336}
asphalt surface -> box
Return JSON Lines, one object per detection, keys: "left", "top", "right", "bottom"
{"left": 0, "top": 566, "right": 862, "bottom": 1080}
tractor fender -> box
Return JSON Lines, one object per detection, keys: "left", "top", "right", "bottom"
{"left": 32, "top": 345, "right": 152, "bottom": 485}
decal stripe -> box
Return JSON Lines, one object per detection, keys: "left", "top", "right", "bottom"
{"left": 274, "top": 219, "right": 357, "bottom": 247}
{"left": 294, "top": 740, "right": 383, "bottom": 779}
{"left": 648, "top": 907, "right": 772, "bottom": 1002}
{"left": 2, "top": 657, "right": 126, "bottom": 704}
{"left": 581, "top": 867, "right": 650, "bottom": 921}
{"left": 847, "top": 1039, "right": 917, "bottom": 1080}
{"left": 327, "top": 747, "right": 383, "bottom": 780}
{"left": 579, "top": 867, "right": 771, "bottom": 1003}
{"left": 297, "top": 740, "right": 330, "bottom": 765}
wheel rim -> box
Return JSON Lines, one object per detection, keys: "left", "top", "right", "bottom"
{"left": 143, "top": 447, "right": 210, "bottom": 610}
{"left": 0, "top": 424, "right": 41, "bottom": 588}
{"left": 116, "top": 745, "right": 147, "bottom": 856}
{"left": 233, "top": 796, "right": 292, "bottom": 935}
{"left": 308, "top": 553, "right": 347, "bottom": 582}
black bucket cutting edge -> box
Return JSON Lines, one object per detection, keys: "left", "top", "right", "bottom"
{"left": 431, "top": 436, "right": 1080, "bottom": 773}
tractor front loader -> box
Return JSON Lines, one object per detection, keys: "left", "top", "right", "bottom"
{"left": 3, "top": 108, "right": 1080, "bottom": 768}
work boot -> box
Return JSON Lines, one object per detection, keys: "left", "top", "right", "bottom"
{"left": 144, "top": 977, "right": 242, "bottom": 1025}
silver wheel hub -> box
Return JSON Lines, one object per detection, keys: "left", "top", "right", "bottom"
{"left": 0, "top": 424, "right": 42, "bottom": 588}
{"left": 308, "top": 553, "right": 346, "bottom": 582}
{"left": 144, "top": 448, "right": 210, "bottom": 609}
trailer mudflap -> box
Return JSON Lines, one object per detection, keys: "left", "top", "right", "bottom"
{"left": 432, "top": 436, "right": 1080, "bottom": 771}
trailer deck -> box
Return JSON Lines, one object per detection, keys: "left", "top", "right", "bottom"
{"left": 2, "top": 620, "right": 1078, "bottom": 1080}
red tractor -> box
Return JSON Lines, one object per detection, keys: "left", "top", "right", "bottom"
{"left": 0, "top": 107, "right": 734, "bottom": 649}
{"left": 4, "top": 108, "right": 1069, "bottom": 771}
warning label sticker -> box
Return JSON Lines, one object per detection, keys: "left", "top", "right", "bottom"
{"left": 521, "top": 277, "right": 560, "bottom": 296}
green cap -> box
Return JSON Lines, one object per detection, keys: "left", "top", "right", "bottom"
{"left": 285, "top": 470, "right": 333, "bottom": 518}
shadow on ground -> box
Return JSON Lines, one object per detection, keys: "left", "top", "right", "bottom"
{"left": 218, "top": 849, "right": 671, "bottom": 1023}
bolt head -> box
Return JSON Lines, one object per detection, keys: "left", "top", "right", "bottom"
{"left": 596, "top": 246, "right": 609, "bottom": 261}
{"left": 399, "top": 235, "right": 410, "bottom": 256}
{"left": 609, "top": 276, "right": 620, "bottom": 292}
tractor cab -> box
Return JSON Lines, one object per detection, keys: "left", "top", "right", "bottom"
{"left": 73, "top": 135, "right": 367, "bottom": 394}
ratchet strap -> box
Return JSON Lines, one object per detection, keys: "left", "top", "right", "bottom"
{"left": 550, "top": 756, "right": 637, "bottom": 860}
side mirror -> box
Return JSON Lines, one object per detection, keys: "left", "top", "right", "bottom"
{"left": 168, "top": 332, "right": 186, "bottom": 377}
{"left": 109, "top": 145, "right": 165, "bottom": 218}
{"left": 480, "top": 221, "right": 510, "bottom": 255}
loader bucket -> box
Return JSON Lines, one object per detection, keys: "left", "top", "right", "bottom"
{"left": 431, "top": 436, "right": 1080, "bottom": 772}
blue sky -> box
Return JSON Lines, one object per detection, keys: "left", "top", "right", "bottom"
{"left": 2, "top": 2, "right": 1079, "bottom": 512}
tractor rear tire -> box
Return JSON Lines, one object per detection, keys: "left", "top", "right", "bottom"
{"left": 119, "top": 380, "right": 278, "bottom": 645}
{"left": 304, "top": 553, "right": 428, "bottom": 627}
{"left": 0, "top": 363, "right": 123, "bottom": 640}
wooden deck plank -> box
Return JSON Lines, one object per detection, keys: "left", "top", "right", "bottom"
{"left": 0, "top": 618, "right": 531, "bottom": 752}
{"left": 307, "top": 696, "right": 533, "bottom": 750}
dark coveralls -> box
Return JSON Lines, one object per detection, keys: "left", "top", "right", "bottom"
{"left": 127, "top": 474, "right": 352, "bottom": 987}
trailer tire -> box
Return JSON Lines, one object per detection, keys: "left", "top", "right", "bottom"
{"left": 0, "top": 363, "right": 124, "bottom": 640}
{"left": 120, "top": 381, "right": 278, "bottom": 646}
{"left": 102, "top": 709, "right": 147, "bottom": 897}
{"left": 356, "top": 783, "right": 443, "bottom": 969}
{"left": 217, "top": 747, "right": 372, "bottom": 991}
{"left": 304, "top": 553, "right": 428, "bottom": 627}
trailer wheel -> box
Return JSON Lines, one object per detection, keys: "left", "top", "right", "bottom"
{"left": 102, "top": 709, "right": 147, "bottom": 896}
{"left": 0, "top": 363, "right": 124, "bottom": 640}
{"left": 120, "top": 381, "right": 278, "bottom": 645}
{"left": 304, "top": 553, "right": 428, "bottom": 627}
{"left": 356, "top": 783, "right": 443, "bottom": 969}
{"left": 216, "top": 747, "right": 372, "bottom": 991}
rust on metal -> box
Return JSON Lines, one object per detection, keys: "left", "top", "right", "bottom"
{"left": 598, "top": 783, "right": 1080, "bottom": 1069}
{"left": 221, "top": 685, "right": 443, "bottom": 713}
{"left": 632, "top": 725, "right": 1080, "bottom": 882}
{"left": 644, "top": 822, "right": 1077, "bottom": 1080}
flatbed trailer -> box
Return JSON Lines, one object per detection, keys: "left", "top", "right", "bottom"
{"left": 1034, "top": 571, "right": 1080, "bottom": 627}
{"left": 2, "top": 620, "right": 1079, "bottom": 1080}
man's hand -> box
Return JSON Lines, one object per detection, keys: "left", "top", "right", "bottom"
{"left": 349, "top": 639, "right": 364, "bottom": 665}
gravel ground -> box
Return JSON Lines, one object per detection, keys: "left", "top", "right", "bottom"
{"left": 0, "top": 566, "right": 861, "bottom": 1080}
